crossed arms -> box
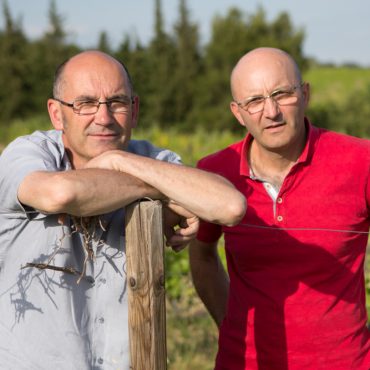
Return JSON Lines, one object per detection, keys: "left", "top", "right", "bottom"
{"left": 18, "top": 150, "right": 246, "bottom": 247}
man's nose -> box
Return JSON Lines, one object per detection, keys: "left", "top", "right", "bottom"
{"left": 94, "top": 102, "right": 114, "bottom": 125}
{"left": 263, "top": 96, "right": 280, "bottom": 118}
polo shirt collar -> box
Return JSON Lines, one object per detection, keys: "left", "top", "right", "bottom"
{"left": 296, "top": 118, "right": 318, "bottom": 165}
{"left": 239, "top": 117, "right": 318, "bottom": 177}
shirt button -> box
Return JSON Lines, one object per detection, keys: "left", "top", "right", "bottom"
{"left": 100, "top": 278, "right": 106, "bottom": 284}
{"left": 277, "top": 197, "right": 283, "bottom": 204}
{"left": 99, "top": 317, "right": 105, "bottom": 324}
{"left": 98, "top": 358, "right": 104, "bottom": 365}
{"left": 277, "top": 215, "right": 283, "bottom": 222}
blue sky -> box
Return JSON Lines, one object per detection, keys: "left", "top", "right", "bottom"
{"left": 2, "top": 0, "right": 370, "bottom": 66}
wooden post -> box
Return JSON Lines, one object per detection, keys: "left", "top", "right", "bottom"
{"left": 125, "top": 200, "right": 167, "bottom": 370}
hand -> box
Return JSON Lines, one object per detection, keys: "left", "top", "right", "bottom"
{"left": 163, "top": 200, "right": 199, "bottom": 252}
{"left": 84, "top": 150, "right": 123, "bottom": 171}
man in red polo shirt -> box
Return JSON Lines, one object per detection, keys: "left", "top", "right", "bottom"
{"left": 189, "top": 47, "right": 370, "bottom": 369}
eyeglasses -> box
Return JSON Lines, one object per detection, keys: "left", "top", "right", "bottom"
{"left": 54, "top": 97, "right": 134, "bottom": 115}
{"left": 235, "top": 83, "right": 304, "bottom": 114}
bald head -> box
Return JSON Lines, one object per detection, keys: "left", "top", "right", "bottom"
{"left": 230, "top": 47, "right": 302, "bottom": 101}
{"left": 53, "top": 50, "right": 133, "bottom": 99}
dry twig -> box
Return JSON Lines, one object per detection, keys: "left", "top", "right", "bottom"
{"left": 22, "top": 215, "right": 106, "bottom": 284}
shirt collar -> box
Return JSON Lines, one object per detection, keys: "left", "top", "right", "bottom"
{"left": 56, "top": 130, "right": 72, "bottom": 170}
{"left": 296, "top": 117, "right": 318, "bottom": 165}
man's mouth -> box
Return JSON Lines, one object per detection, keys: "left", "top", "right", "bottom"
{"left": 265, "top": 122, "right": 286, "bottom": 130}
{"left": 89, "top": 131, "right": 119, "bottom": 137}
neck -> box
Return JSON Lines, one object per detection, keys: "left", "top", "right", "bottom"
{"left": 249, "top": 136, "right": 306, "bottom": 189}
{"left": 65, "top": 148, "right": 86, "bottom": 170}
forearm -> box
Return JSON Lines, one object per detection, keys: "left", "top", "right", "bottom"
{"left": 95, "top": 151, "right": 246, "bottom": 226}
{"left": 18, "top": 168, "right": 161, "bottom": 216}
{"left": 189, "top": 239, "right": 229, "bottom": 328}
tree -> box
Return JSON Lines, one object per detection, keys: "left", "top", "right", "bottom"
{"left": 44, "top": 0, "right": 66, "bottom": 45}
{"left": 188, "top": 8, "right": 250, "bottom": 130}
{"left": 115, "top": 34, "right": 152, "bottom": 127}
{"left": 337, "top": 85, "right": 370, "bottom": 137}
{"left": 188, "top": 6, "right": 308, "bottom": 130}
{"left": 0, "top": 0, "right": 31, "bottom": 122}
{"left": 251, "top": 10, "right": 307, "bottom": 71}
{"left": 26, "top": 0, "right": 79, "bottom": 112}
{"left": 97, "top": 31, "right": 112, "bottom": 54}
{"left": 145, "top": 0, "right": 177, "bottom": 126}
{"left": 171, "top": 0, "right": 201, "bottom": 125}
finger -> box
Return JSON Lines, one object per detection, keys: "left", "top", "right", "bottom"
{"left": 166, "top": 234, "right": 196, "bottom": 247}
{"left": 174, "top": 222, "right": 199, "bottom": 237}
{"left": 171, "top": 244, "right": 188, "bottom": 253}
{"left": 165, "top": 237, "right": 190, "bottom": 252}
{"left": 58, "top": 213, "right": 67, "bottom": 225}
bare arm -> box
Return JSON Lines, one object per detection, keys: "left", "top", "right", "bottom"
{"left": 86, "top": 150, "right": 246, "bottom": 226}
{"left": 189, "top": 238, "right": 229, "bottom": 328}
{"left": 18, "top": 168, "right": 161, "bottom": 216}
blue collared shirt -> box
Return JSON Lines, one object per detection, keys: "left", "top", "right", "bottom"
{"left": 0, "top": 130, "right": 181, "bottom": 370}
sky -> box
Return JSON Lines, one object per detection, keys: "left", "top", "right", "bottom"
{"left": 1, "top": 0, "right": 370, "bottom": 67}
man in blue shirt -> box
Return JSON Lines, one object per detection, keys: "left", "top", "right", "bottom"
{"left": 0, "top": 50, "right": 246, "bottom": 369}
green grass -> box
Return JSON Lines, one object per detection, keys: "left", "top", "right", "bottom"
{"left": 166, "top": 297, "right": 218, "bottom": 370}
{"left": 132, "top": 125, "right": 240, "bottom": 167}
{"left": 303, "top": 67, "right": 370, "bottom": 106}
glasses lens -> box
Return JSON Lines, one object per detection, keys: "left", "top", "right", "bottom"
{"left": 75, "top": 101, "right": 99, "bottom": 115}
{"left": 108, "top": 100, "right": 131, "bottom": 113}
{"left": 272, "top": 87, "right": 299, "bottom": 106}
{"left": 246, "top": 98, "right": 265, "bottom": 114}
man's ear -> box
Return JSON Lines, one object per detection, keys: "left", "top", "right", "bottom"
{"left": 47, "top": 99, "right": 64, "bottom": 130}
{"left": 230, "top": 101, "right": 247, "bottom": 128}
{"left": 130, "top": 95, "right": 140, "bottom": 128}
{"left": 302, "top": 82, "right": 310, "bottom": 108}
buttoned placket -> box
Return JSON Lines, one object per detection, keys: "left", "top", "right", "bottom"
{"left": 89, "top": 216, "right": 109, "bottom": 369}
{"left": 249, "top": 169, "right": 284, "bottom": 221}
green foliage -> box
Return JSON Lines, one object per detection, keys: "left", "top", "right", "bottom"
{"left": 166, "top": 304, "right": 218, "bottom": 369}
{"left": 304, "top": 67, "right": 370, "bottom": 106}
{"left": 0, "top": 0, "right": 310, "bottom": 133}
{"left": 0, "top": 114, "right": 51, "bottom": 149}
{"left": 303, "top": 67, "right": 370, "bottom": 137}
{"left": 188, "top": 6, "right": 308, "bottom": 131}
{"left": 0, "top": 1, "right": 30, "bottom": 123}
{"left": 132, "top": 124, "right": 242, "bottom": 166}
{"left": 97, "top": 31, "right": 112, "bottom": 54}
{"left": 144, "top": 0, "right": 177, "bottom": 125}
{"left": 170, "top": 0, "right": 201, "bottom": 124}
{"left": 1, "top": 0, "right": 369, "bottom": 139}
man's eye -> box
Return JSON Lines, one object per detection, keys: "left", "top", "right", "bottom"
{"left": 110, "top": 100, "right": 129, "bottom": 107}
{"left": 76, "top": 101, "right": 96, "bottom": 108}
{"left": 247, "top": 97, "right": 265, "bottom": 106}
{"left": 271, "top": 90, "right": 291, "bottom": 99}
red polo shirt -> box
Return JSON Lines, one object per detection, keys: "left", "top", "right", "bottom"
{"left": 197, "top": 121, "right": 370, "bottom": 369}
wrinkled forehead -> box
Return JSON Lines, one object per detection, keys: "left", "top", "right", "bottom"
{"left": 61, "top": 56, "right": 131, "bottom": 99}
{"left": 231, "top": 52, "right": 300, "bottom": 98}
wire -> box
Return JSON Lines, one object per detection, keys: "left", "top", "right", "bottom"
{"left": 1, "top": 212, "right": 369, "bottom": 234}
{"left": 238, "top": 223, "right": 370, "bottom": 235}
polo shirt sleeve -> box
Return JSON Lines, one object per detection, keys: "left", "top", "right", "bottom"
{"left": 0, "top": 136, "right": 60, "bottom": 218}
